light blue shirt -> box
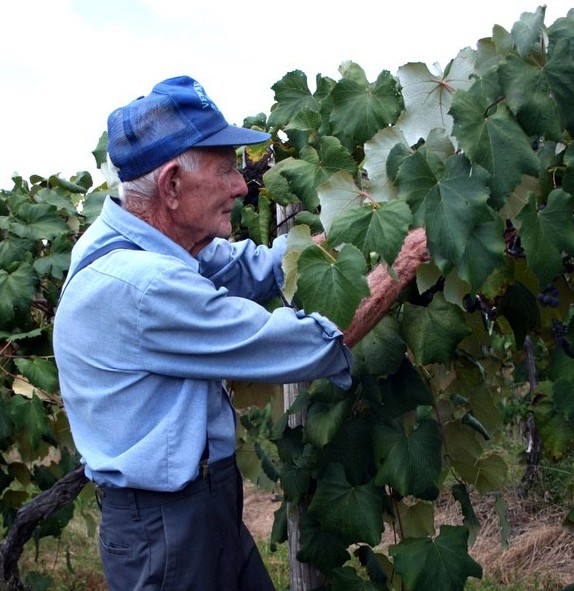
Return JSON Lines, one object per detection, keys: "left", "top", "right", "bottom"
{"left": 53, "top": 197, "right": 352, "bottom": 491}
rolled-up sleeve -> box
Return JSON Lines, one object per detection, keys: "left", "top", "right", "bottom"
{"left": 196, "top": 235, "right": 288, "bottom": 302}
{"left": 138, "top": 260, "right": 352, "bottom": 389}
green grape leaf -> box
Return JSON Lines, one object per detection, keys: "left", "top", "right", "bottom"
{"left": 81, "top": 190, "right": 107, "bottom": 225}
{"left": 318, "top": 171, "right": 365, "bottom": 234}
{"left": 450, "top": 85, "right": 539, "bottom": 209}
{"left": 329, "top": 70, "right": 403, "bottom": 144}
{"left": 352, "top": 315, "right": 407, "bottom": 378}
{"left": 297, "top": 511, "right": 351, "bottom": 573}
{"left": 267, "top": 70, "right": 323, "bottom": 128}
{"left": 452, "top": 483, "right": 481, "bottom": 546}
{"left": 277, "top": 137, "right": 357, "bottom": 211}
{"left": 354, "top": 546, "right": 389, "bottom": 586}
{"left": 92, "top": 131, "right": 108, "bottom": 169}
{"left": 472, "top": 454, "right": 508, "bottom": 494}
{"left": 397, "top": 152, "right": 492, "bottom": 277}
{"left": 297, "top": 243, "right": 369, "bottom": 329}
{"left": 240, "top": 194, "right": 271, "bottom": 245}
{"left": 305, "top": 398, "right": 352, "bottom": 449}
{"left": 395, "top": 48, "right": 475, "bottom": 146}
{"left": 36, "top": 188, "right": 78, "bottom": 216}
{"left": 546, "top": 39, "right": 574, "bottom": 133}
{"left": 9, "top": 394, "right": 49, "bottom": 450}
{"left": 499, "top": 54, "right": 564, "bottom": 139}
{"left": 331, "top": 566, "right": 381, "bottom": 591}
{"left": 498, "top": 281, "right": 540, "bottom": 348}
{"left": 309, "top": 463, "right": 385, "bottom": 546}
{"left": 0, "top": 235, "right": 35, "bottom": 269}
{"left": 494, "top": 493, "right": 511, "bottom": 549}
{"left": 363, "top": 127, "right": 407, "bottom": 201}
{"left": 553, "top": 378, "right": 574, "bottom": 422}
{"left": 535, "top": 399, "right": 574, "bottom": 460}
{"left": 373, "top": 419, "right": 442, "bottom": 500}
{"left": 9, "top": 203, "right": 70, "bottom": 240}
{"left": 517, "top": 189, "right": 574, "bottom": 286}
{"left": 390, "top": 525, "right": 483, "bottom": 591}
{"left": 378, "top": 359, "right": 434, "bottom": 418}
{"left": 321, "top": 416, "right": 377, "bottom": 487}
{"left": 401, "top": 295, "right": 472, "bottom": 366}
{"left": 510, "top": 6, "right": 546, "bottom": 59}
{"left": 0, "top": 262, "right": 38, "bottom": 326}
{"left": 328, "top": 200, "right": 412, "bottom": 266}
{"left": 13, "top": 357, "right": 58, "bottom": 393}
{"left": 394, "top": 500, "right": 435, "bottom": 539}
{"left": 279, "top": 463, "right": 310, "bottom": 504}
{"left": 281, "top": 224, "right": 315, "bottom": 304}
{"left": 457, "top": 215, "right": 505, "bottom": 293}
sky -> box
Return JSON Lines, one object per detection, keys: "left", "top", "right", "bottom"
{"left": 1, "top": 0, "right": 572, "bottom": 189}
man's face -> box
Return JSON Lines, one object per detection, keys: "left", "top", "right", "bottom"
{"left": 173, "top": 147, "right": 248, "bottom": 255}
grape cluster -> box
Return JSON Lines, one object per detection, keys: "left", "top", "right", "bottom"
{"left": 537, "top": 284, "right": 559, "bottom": 308}
{"left": 463, "top": 293, "right": 498, "bottom": 321}
{"left": 551, "top": 318, "right": 572, "bottom": 356}
{"left": 504, "top": 220, "right": 525, "bottom": 258}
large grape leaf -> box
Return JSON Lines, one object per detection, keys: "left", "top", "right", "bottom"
{"left": 318, "top": 171, "right": 365, "bottom": 234}
{"left": 308, "top": 463, "right": 385, "bottom": 546}
{"left": 401, "top": 294, "right": 472, "bottom": 366}
{"left": 363, "top": 127, "right": 408, "bottom": 201}
{"left": 498, "top": 281, "right": 540, "bottom": 348}
{"left": 281, "top": 224, "right": 315, "bottom": 303}
{"left": 297, "top": 511, "right": 351, "bottom": 573}
{"left": 9, "top": 394, "right": 49, "bottom": 450}
{"left": 377, "top": 359, "right": 434, "bottom": 418}
{"left": 373, "top": 419, "right": 442, "bottom": 500}
{"left": 517, "top": 189, "right": 574, "bottom": 286}
{"left": 389, "top": 525, "right": 483, "bottom": 591}
{"left": 13, "top": 357, "right": 58, "bottom": 394}
{"left": 0, "top": 235, "right": 35, "bottom": 269}
{"left": 352, "top": 316, "right": 406, "bottom": 378}
{"left": 8, "top": 203, "right": 69, "bottom": 240}
{"left": 329, "top": 69, "right": 403, "bottom": 145}
{"left": 553, "top": 377, "right": 574, "bottom": 422}
{"left": 450, "top": 83, "right": 540, "bottom": 209}
{"left": 499, "top": 53, "right": 564, "bottom": 140}
{"left": 276, "top": 137, "right": 357, "bottom": 211}
{"left": 548, "top": 38, "right": 574, "bottom": 129}
{"left": 305, "top": 398, "right": 352, "bottom": 449}
{"left": 328, "top": 199, "right": 412, "bottom": 266}
{"left": 457, "top": 214, "right": 505, "bottom": 293}
{"left": 297, "top": 243, "right": 369, "bottom": 329}
{"left": 510, "top": 6, "right": 546, "bottom": 59}
{"left": 397, "top": 151, "right": 492, "bottom": 278}
{"left": 330, "top": 566, "right": 381, "bottom": 591}
{"left": 0, "top": 262, "right": 38, "bottom": 325}
{"left": 395, "top": 48, "right": 475, "bottom": 147}
{"left": 267, "top": 70, "right": 332, "bottom": 128}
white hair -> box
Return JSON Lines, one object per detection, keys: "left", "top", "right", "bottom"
{"left": 117, "top": 149, "right": 204, "bottom": 212}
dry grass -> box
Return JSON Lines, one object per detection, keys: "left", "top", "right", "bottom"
{"left": 422, "top": 490, "right": 574, "bottom": 589}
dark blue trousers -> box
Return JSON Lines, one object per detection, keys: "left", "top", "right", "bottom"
{"left": 97, "top": 456, "right": 276, "bottom": 590}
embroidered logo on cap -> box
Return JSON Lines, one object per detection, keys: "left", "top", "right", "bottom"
{"left": 193, "top": 81, "right": 218, "bottom": 112}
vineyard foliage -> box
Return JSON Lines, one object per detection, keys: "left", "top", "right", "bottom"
{"left": 0, "top": 5, "right": 573, "bottom": 591}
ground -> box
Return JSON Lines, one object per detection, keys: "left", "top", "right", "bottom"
{"left": 242, "top": 483, "right": 574, "bottom": 588}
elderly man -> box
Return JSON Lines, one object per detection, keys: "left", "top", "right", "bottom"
{"left": 53, "top": 76, "right": 427, "bottom": 591}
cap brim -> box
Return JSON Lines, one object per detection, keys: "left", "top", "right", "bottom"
{"left": 194, "top": 124, "right": 270, "bottom": 147}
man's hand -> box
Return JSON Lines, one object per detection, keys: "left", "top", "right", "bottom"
{"left": 343, "top": 227, "right": 429, "bottom": 348}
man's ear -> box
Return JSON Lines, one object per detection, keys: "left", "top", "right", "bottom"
{"left": 157, "top": 161, "right": 181, "bottom": 210}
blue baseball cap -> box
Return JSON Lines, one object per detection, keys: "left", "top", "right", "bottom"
{"left": 107, "top": 76, "right": 271, "bottom": 182}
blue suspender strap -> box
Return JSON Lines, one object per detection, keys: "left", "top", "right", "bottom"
{"left": 59, "top": 240, "right": 142, "bottom": 300}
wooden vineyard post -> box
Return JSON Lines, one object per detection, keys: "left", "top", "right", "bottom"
{"left": 276, "top": 204, "right": 326, "bottom": 591}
